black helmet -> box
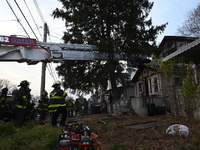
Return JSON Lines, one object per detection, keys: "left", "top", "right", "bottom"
{"left": 42, "top": 90, "right": 48, "bottom": 96}
{"left": 2, "top": 87, "right": 8, "bottom": 93}
{"left": 18, "top": 80, "right": 30, "bottom": 87}
{"left": 52, "top": 81, "right": 61, "bottom": 87}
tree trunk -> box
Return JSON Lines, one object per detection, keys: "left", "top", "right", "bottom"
{"left": 109, "top": 61, "right": 120, "bottom": 103}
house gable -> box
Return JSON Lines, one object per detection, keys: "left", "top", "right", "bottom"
{"left": 159, "top": 36, "right": 198, "bottom": 58}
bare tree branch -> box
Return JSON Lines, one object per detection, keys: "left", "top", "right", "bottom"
{"left": 176, "top": 3, "right": 200, "bottom": 37}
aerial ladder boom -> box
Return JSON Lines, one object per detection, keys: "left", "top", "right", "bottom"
{"left": 0, "top": 35, "right": 129, "bottom": 64}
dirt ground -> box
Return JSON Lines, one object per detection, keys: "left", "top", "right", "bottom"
{"left": 79, "top": 113, "right": 200, "bottom": 150}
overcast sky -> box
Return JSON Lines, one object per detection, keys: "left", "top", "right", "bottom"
{"left": 0, "top": 0, "right": 199, "bottom": 97}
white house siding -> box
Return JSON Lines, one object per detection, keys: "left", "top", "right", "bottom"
{"left": 131, "top": 97, "right": 148, "bottom": 116}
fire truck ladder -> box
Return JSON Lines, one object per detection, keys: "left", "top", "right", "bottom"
{"left": 0, "top": 41, "right": 129, "bottom": 64}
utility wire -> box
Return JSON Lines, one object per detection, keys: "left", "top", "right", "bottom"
{"left": 48, "top": 35, "right": 52, "bottom": 43}
{"left": 47, "top": 64, "right": 56, "bottom": 81}
{"left": 47, "top": 66, "right": 55, "bottom": 82}
{"left": 51, "top": 26, "right": 66, "bottom": 31}
{"left": 50, "top": 31, "right": 63, "bottom": 37}
{"left": 23, "top": 0, "right": 42, "bottom": 40}
{"left": 47, "top": 64, "right": 53, "bottom": 79}
{"left": 31, "top": 1, "right": 60, "bottom": 81}
{"left": 31, "top": 1, "right": 57, "bottom": 83}
{"left": 33, "top": 0, "right": 45, "bottom": 24}
{"left": 50, "top": 63, "right": 59, "bottom": 81}
{"left": 5, "top": 0, "right": 30, "bottom": 38}
{"left": 51, "top": 63, "right": 59, "bottom": 81}
{"left": 14, "top": 0, "right": 39, "bottom": 41}
{"left": 0, "top": 19, "right": 18, "bottom": 22}
{"left": 9, "top": 27, "right": 39, "bottom": 37}
{"left": 49, "top": 63, "right": 58, "bottom": 81}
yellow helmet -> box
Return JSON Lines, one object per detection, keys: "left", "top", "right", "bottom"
{"left": 52, "top": 81, "right": 61, "bottom": 87}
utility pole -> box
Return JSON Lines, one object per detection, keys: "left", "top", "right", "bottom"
{"left": 40, "top": 22, "right": 48, "bottom": 96}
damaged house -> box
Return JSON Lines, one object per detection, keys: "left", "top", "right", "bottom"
{"left": 130, "top": 36, "right": 200, "bottom": 119}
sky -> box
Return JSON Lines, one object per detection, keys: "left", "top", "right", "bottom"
{"left": 0, "top": 0, "right": 199, "bottom": 98}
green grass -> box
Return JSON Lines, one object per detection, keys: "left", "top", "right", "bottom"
{"left": 0, "top": 122, "right": 61, "bottom": 150}
{"left": 1, "top": 115, "right": 200, "bottom": 150}
{"left": 110, "top": 143, "right": 128, "bottom": 150}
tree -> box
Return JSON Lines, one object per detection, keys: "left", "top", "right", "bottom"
{"left": 177, "top": 3, "right": 200, "bottom": 37}
{"left": 180, "top": 62, "right": 200, "bottom": 118}
{"left": 146, "top": 57, "right": 182, "bottom": 116}
{"left": 0, "top": 79, "right": 17, "bottom": 94}
{"left": 52, "top": 0, "right": 167, "bottom": 100}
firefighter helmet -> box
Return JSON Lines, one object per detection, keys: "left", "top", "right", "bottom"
{"left": 2, "top": 87, "right": 8, "bottom": 93}
{"left": 52, "top": 81, "right": 61, "bottom": 87}
{"left": 18, "top": 80, "right": 30, "bottom": 87}
{"left": 42, "top": 90, "right": 48, "bottom": 96}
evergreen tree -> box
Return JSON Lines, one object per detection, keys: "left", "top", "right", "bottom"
{"left": 52, "top": 0, "right": 167, "bottom": 100}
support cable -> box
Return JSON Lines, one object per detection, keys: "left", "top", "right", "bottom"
{"left": 49, "top": 62, "right": 59, "bottom": 81}
{"left": 23, "top": 0, "right": 42, "bottom": 40}
{"left": 14, "top": 0, "right": 39, "bottom": 41}
{"left": 33, "top": 0, "right": 45, "bottom": 24}
{"left": 49, "top": 63, "right": 58, "bottom": 81}
{"left": 47, "top": 64, "right": 56, "bottom": 81}
{"left": 5, "top": 0, "right": 30, "bottom": 38}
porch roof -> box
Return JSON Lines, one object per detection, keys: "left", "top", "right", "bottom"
{"left": 131, "top": 66, "right": 144, "bottom": 82}
{"left": 162, "top": 38, "right": 200, "bottom": 64}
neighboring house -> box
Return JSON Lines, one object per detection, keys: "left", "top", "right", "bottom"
{"left": 104, "top": 71, "right": 136, "bottom": 116}
{"left": 130, "top": 36, "right": 200, "bottom": 118}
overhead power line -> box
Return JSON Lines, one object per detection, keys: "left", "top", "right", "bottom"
{"left": 0, "top": 19, "right": 18, "bottom": 22}
{"left": 47, "top": 63, "right": 57, "bottom": 81}
{"left": 23, "top": 0, "right": 42, "bottom": 40}
{"left": 5, "top": 0, "right": 30, "bottom": 38}
{"left": 14, "top": 0, "right": 39, "bottom": 41}
{"left": 50, "top": 63, "right": 59, "bottom": 81}
{"left": 33, "top": 0, "right": 45, "bottom": 24}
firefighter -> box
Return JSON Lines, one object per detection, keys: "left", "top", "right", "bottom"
{"left": 74, "top": 98, "right": 80, "bottom": 117}
{"left": 83, "top": 98, "right": 89, "bottom": 115}
{"left": 66, "top": 98, "right": 74, "bottom": 117}
{"left": 0, "top": 88, "right": 9, "bottom": 121}
{"left": 48, "top": 81, "right": 67, "bottom": 127}
{"left": 37, "top": 91, "right": 49, "bottom": 125}
{"left": 14, "top": 80, "right": 31, "bottom": 128}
